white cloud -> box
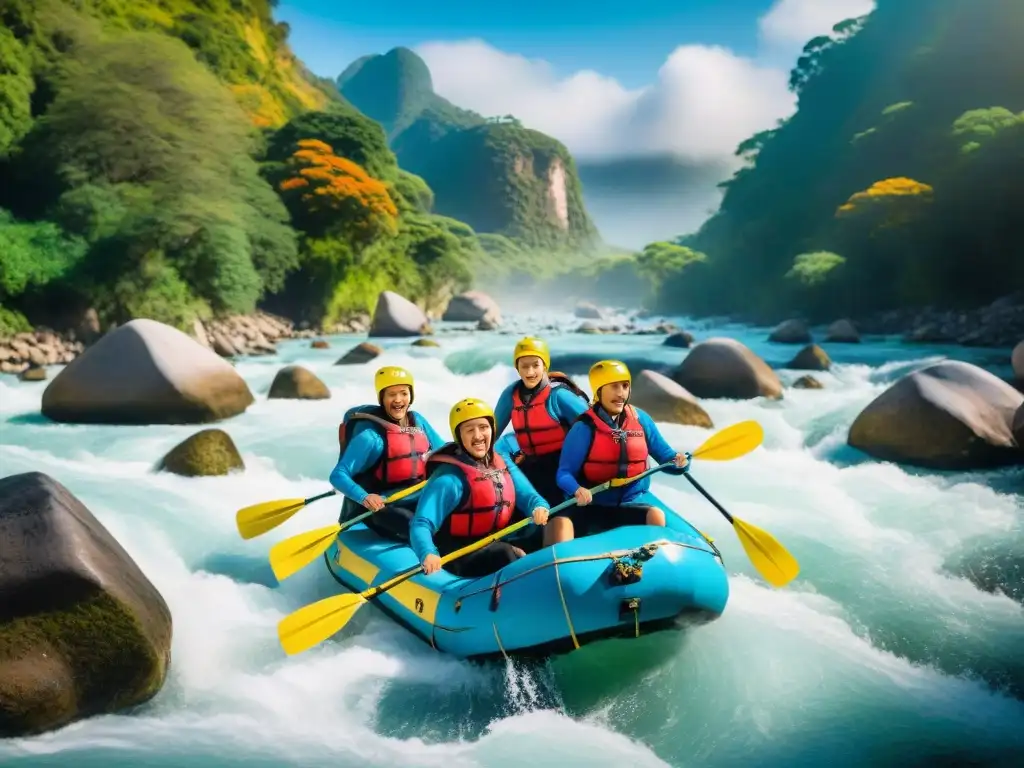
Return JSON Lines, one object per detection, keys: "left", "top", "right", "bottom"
{"left": 415, "top": 0, "right": 877, "bottom": 165}
{"left": 758, "top": 0, "right": 876, "bottom": 48}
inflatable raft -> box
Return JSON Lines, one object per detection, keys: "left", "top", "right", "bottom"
{"left": 323, "top": 439, "right": 729, "bottom": 659}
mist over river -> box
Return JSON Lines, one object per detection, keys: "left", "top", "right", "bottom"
{"left": 1, "top": 311, "right": 1022, "bottom": 768}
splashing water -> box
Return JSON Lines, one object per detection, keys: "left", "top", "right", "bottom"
{"left": 1, "top": 316, "right": 1022, "bottom": 767}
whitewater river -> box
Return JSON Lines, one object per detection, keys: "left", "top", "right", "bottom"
{"left": 1, "top": 312, "right": 1023, "bottom": 767}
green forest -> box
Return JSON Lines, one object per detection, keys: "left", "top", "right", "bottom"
{"left": 658, "top": 0, "right": 1024, "bottom": 322}
{"left": 0, "top": 0, "right": 614, "bottom": 337}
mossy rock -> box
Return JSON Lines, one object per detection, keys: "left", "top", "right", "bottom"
{"left": 411, "top": 339, "right": 440, "bottom": 347}
{"left": 0, "top": 472, "right": 172, "bottom": 737}
{"left": 267, "top": 365, "right": 331, "bottom": 400}
{"left": 157, "top": 428, "right": 244, "bottom": 477}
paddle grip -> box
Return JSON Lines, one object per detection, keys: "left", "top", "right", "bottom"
{"left": 683, "top": 473, "right": 734, "bottom": 524}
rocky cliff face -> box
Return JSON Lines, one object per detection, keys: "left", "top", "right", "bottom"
{"left": 337, "top": 48, "right": 599, "bottom": 249}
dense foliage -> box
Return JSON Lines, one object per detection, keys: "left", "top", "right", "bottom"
{"left": 650, "top": 0, "right": 1024, "bottom": 321}
{"left": 0, "top": 1, "right": 498, "bottom": 332}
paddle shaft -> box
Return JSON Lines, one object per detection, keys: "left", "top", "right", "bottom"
{"left": 305, "top": 489, "right": 337, "bottom": 506}
{"left": 683, "top": 473, "right": 734, "bottom": 524}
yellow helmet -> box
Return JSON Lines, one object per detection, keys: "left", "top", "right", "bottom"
{"left": 449, "top": 398, "right": 495, "bottom": 440}
{"left": 374, "top": 366, "right": 415, "bottom": 403}
{"left": 513, "top": 336, "right": 550, "bottom": 370}
{"left": 589, "top": 360, "right": 631, "bottom": 402}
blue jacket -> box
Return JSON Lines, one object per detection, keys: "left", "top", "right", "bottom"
{"left": 493, "top": 378, "right": 589, "bottom": 442}
{"left": 556, "top": 405, "right": 686, "bottom": 506}
{"left": 410, "top": 450, "right": 548, "bottom": 563}
{"left": 329, "top": 409, "right": 447, "bottom": 504}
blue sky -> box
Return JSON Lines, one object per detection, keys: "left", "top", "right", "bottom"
{"left": 278, "top": 0, "right": 781, "bottom": 88}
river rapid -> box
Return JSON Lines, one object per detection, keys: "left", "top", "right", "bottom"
{"left": 1, "top": 312, "right": 1022, "bottom": 768}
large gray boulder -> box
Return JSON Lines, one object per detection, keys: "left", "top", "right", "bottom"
{"left": 848, "top": 360, "right": 1024, "bottom": 470}
{"left": 368, "top": 291, "right": 432, "bottom": 337}
{"left": 825, "top": 319, "right": 860, "bottom": 343}
{"left": 41, "top": 319, "right": 254, "bottom": 424}
{"left": 673, "top": 337, "right": 783, "bottom": 400}
{"left": 629, "top": 370, "right": 713, "bottom": 428}
{"left": 442, "top": 291, "right": 502, "bottom": 324}
{"left": 0, "top": 472, "right": 172, "bottom": 736}
{"left": 768, "top": 319, "right": 812, "bottom": 344}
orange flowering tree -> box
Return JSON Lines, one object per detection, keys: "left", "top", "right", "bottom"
{"left": 277, "top": 139, "right": 398, "bottom": 244}
{"left": 835, "top": 177, "right": 934, "bottom": 229}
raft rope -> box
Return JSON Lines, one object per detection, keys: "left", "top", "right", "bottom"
{"left": 492, "top": 622, "right": 509, "bottom": 660}
{"left": 551, "top": 545, "right": 581, "bottom": 650}
{"left": 453, "top": 539, "right": 714, "bottom": 603}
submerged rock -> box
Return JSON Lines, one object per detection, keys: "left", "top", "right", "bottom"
{"left": 18, "top": 365, "right": 47, "bottom": 382}
{"left": 411, "top": 339, "right": 440, "bottom": 348}
{"left": 673, "top": 337, "right": 783, "bottom": 400}
{"left": 157, "top": 428, "right": 245, "bottom": 477}
{"left": 662, "top": 331, "right": 694, "bottom": 349}
{"left": 793, "top": 375, "right": 823, "bottom": 389}
{"left": 311, "top": 340, "right": 330, "bottom": 350}
{"left": 0, "top": 472, "right": 172, "bottom": 737}
{"left": 786, "top": 344, "right": 832, "bottom": 371}
{"left": 268, "top": 365, "right": 330, "bottom": 400}
{"left": 848, "top": 360, "right": 1024, "bottom": 470}
{"left": 335, "top": 342, "right": 382, "bottom": 365}
{"left": 629, "top": 370, "right": 713, "bottom": 428}
{"left": 40, "top": 318, "right": 254, "bottom": 424}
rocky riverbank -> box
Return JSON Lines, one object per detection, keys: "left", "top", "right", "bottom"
{"left": 852, "top": 293, "right": 1024, "bottom": 348}
{"left": 0, "top": 311, "right": 372, "bottom": 378}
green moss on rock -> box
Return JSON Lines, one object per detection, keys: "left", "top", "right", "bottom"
{"left": 0, "top": 589, "right": 168, "bottom": 737}
{"left": 158, "top": 428, "right": 244, "bottom": 476}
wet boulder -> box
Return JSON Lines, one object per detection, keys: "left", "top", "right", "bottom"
{"left": 335, "top": 342, "right": 381, "bottom": 365}
{"left": 268, "top": 365, "right": 330, "bottom": 400}
{"left": 848, "top": 360, "right": 1024, "bottom": 470}
{"left": 786, "top": 344, "right": 832, "bottom": 371}
{"left": 573, "top": 301, "right": 604, "bottom": 320}
{"left": 1014, "top": 404, "right": 1024, "bottom": 447}
{"left": 793, "top": 375, "right": 823, "bottom": 390}
{"left": 768, "top": 319, "right": 812, "bottom": 344}
{"left": 443, "top": 291, "right": 502, "bottom": 325}
{"left": 40, "top": 318, "right": 254, "bottom": 424}
{"left": 368, "top": 291, "right": 432, "bottom": 337}
{"left": 18, "top": 365, "right": 47, "bottom": 382}
{"left": 672, "top": 338, "right": 783, "bottom": 400}
{"left": 825, "top": 319, "right": 860, "bottom": 343}
{"left": 157, "top": 428, "right": 245, "bottom": 477}
{"left": 662, "top": 331, "right": 694, "bottom": 349}
{"left": 411, "top": 338, "right": 440, "bottom": 347}
{"left": 629, "top": 370, "right": 713, "bottom": 428}
{"left": 0, "top": 472, "right": 172, "bottom": 737}
{"left": 311, "top": 340, "right": 330, "bottom": 349}
{"left": 1013, "top": 341, "right": 1024, "bottom": 381}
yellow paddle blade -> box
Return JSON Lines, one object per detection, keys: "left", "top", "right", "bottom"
{"left": 236, "top": 499, "right": 306, "bottom": 540}
{"left": 692, "top": 420, "right": 764, "bottom": 462}
{"left": 269, "top": 523, "right": 342, "bottom": 582}
{"left": 732, "top": 516, "right": 800, "bottom": 588}
{"left": 278, "top": 592, "right": 367, "bottom": 656}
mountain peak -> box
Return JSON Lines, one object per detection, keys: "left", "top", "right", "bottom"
{"left": 336, "top": 47, "right": 435, "bottom": 133}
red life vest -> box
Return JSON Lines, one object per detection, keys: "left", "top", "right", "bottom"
{"left": 578, "top": 405, "right": 649, "bottom": 486}
{"left": 510, "top": 373, "right": 587, "bottom": 458}
{"left": 337, "top": 407, "right": 430, "bottom": 490}
{"left": 428, "top": 449, "right": 515, "bottom": 538}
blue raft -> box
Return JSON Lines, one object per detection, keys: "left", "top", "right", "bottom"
{"left": 323, "top": 436, "right": 730, "bottom": 659}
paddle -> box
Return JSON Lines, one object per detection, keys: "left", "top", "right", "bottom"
{"left": 269, "top": 420, "right": 765, "bottom": 584}
{"left": 268, "top": 483, "right": 426, "bottom": 582}
{"left": 235, "top": 481, "right": 426, "bottom": 541}
{"left": 276, "top": 420, "right": 766, "bottom": 656}
{"left": 682, "top": 473, "right": 799, "bottom": 588}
